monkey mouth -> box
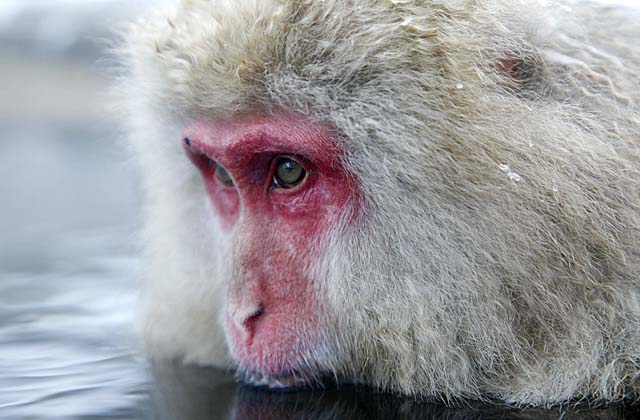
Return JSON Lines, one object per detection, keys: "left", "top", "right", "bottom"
{"left": 237, "top": 370, "right": 315, "bottom": 390}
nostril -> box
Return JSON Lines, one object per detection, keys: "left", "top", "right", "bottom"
{"left": 231, "top": 303, "right": 265, "bottom": 340}
{"left": 243, "top": 304, "right": 264, "bottom": 327}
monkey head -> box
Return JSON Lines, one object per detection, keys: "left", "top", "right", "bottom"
{"left": 120, "top": 0, "right": 640, "bottom": 404}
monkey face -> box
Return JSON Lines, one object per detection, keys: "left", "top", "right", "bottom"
{"left": 181, "top": 112, "right": 358, "bottom": 385}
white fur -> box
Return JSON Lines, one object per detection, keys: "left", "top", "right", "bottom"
{"left": 117, "top": 0, "right": 640, "bottom": 406}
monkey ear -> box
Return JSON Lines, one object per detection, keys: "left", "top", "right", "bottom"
{"left": 495, "top": 53, "right": 543, "bottom": 95}
{"left": 497, "top": 54, "right": 524, "bottom": 81}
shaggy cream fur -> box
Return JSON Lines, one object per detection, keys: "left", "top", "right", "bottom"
{"left": 118, "top": 0, "right": 640, "bottom": 405}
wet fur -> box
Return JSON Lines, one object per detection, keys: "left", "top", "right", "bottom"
{"left": 118, "top": 0, "right": 640, "bottom": 406}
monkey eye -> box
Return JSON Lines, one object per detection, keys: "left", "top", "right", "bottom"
{"left": 210, "top": 159, "right": 234, "bottom": 187}
{"left": 273, "top": 158, "right": 306, "bottom": 189}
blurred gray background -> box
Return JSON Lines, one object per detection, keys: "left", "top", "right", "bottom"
{"left": 0, "top": 0, "right": 168, "bottom": 267}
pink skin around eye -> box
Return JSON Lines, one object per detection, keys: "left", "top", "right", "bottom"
{"left": 183, "top": 144, "right": 240, "bottom": 228}
{"left": 181, "top": 113, "right": 358, "bottom": 377}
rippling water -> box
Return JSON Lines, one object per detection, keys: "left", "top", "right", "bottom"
{"left": 0, "top": 232, "right": 147, "bottom": 419}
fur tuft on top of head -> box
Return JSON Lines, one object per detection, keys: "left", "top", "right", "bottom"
{"left": 118, "top": 0, "right": 640, "bottom": 406}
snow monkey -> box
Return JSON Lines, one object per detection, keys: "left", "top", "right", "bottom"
{"left": 119, "top": 0, "right": 640, "bottom": 406}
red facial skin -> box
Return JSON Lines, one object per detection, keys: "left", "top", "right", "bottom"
{"left": 182, "top": 113, "right": 357, "bottom": 376}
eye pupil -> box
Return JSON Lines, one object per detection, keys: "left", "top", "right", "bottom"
{"left": 274, "top": 158, "right": 306, "bottom": 188}
{"left": 214, "top": 163, "right": 234, "bottom": 187}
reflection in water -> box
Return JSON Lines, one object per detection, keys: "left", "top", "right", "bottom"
{"left": 150, "top": 363, "right": 639, "bottom": 420}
